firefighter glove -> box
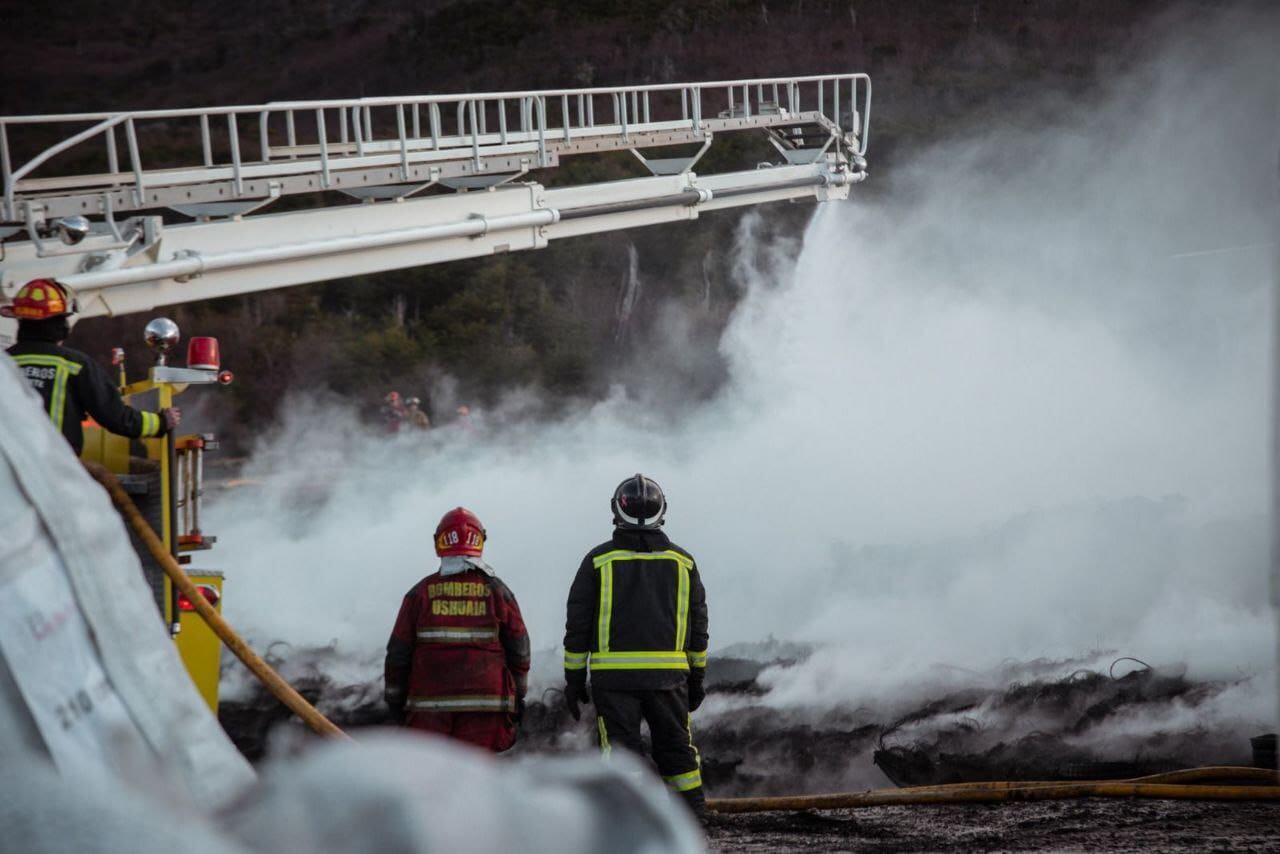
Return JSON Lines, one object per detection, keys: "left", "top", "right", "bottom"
{"left": 384, "top": 687, "right": 407, "bottom": 725}
{"left": 687, "top": 674, "right": 706, "bottom": 712}
{"left": 564, "top": 679, "right": 591, "bottom": 722}
{"left": 161, "top": 407, "right": 182, "bottom": 432}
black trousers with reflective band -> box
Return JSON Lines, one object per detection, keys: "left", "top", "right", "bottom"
{"left": 594, "top": 684, "right": 705, "bottom": 815}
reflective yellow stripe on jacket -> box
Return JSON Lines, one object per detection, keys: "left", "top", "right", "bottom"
{"left": 11, "top": 354, "right": 82, "bottom": 429}
{"left": 139, "top": 410, "right": 162, "bottom": 437}
{"left": 590, "top": 650, "right": 690, "bottom": 670}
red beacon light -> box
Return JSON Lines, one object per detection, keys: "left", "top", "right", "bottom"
{"left": 217, "top": 370, "right": 234, "bottom": 385}
{"left": 177, "top": 584, "right": 221, "bottom": 611}
{"left": 187, "top": 336, "right": 220, "bottom": 371}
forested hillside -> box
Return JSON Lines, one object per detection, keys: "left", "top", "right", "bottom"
{"left": 3, "top": 0, "right": 1187, "bottom": 445}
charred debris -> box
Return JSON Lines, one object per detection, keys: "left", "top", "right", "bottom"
{"left": 218, "top": 646, "right": 1267, "bottom": 792}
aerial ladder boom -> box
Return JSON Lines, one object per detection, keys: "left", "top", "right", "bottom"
{"left": 0, "top": 75, "right": 869, "bottom": 340}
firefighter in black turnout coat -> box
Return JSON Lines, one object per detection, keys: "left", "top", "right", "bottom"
{"left": 4, "top": 278, "right": 178, "bottom": 454}
{"left": 563, "top": 474, "right": 709, "bottom": 820}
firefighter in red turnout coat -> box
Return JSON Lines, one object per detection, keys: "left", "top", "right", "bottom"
{"left": 384, "top": 508, "right": 530, "bottom": 751}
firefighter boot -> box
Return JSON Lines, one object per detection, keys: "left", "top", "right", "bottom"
{"left": 680, "top": 786, "right": 708, "bottom": 826}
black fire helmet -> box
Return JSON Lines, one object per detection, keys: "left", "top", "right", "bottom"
{"left": 611, "top": 473, "right": 667, "bottom": 529}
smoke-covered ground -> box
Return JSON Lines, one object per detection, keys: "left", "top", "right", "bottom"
{"left": 206, "top": 1, "right": 1278, "bottom": 810}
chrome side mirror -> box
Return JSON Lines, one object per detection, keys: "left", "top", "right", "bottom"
{"left": 54, "top": 216, "right": 91, "bottom": 246}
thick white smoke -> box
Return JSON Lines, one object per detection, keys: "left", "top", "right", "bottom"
{"left": 208, "top": 6, "right": 1277, "bottom": 731}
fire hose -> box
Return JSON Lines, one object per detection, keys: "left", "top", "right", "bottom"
{"left": 707, "top": 766, "right": 1280, "bottom": 813}
{"left": 85, "top": 461, "right": 348, "bottom": 740}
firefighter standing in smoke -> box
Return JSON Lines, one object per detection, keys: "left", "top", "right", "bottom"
{"left": 3, "top": 278, "right": 179, "bottom": 454}
{"left": 563, "top": 474, "right": 709, "bottom": 820}
{"left": 384, "top": 508, "right": 531, "bottom": 751}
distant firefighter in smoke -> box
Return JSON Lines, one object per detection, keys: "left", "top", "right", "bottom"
{"left": 381, "top": 391, "right": 407, "bottom": 433}
{"left": 563, "top": 474, "right": 710, "bottom": 822}
{"left": 405, "top": 396, "right": 431, "bottom": 430}
{"left": 384, "top": 507, "right": 531, "bottom": 751}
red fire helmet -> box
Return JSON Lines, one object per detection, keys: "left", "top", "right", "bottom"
{"left": 0, "top": 278, "right": 76, "bottom": 320}
{"left": 435, "top": 507, "right": 486, "bottom": 557}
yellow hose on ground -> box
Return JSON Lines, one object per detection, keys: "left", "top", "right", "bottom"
{"left": 889, "top": 766, "right": 1279, "bottom": 793}
{"left": 86, "top": 461, "right": 348, "bottom": 740}
{"left": 707, "top": 767, "right": 1280, "bottom": 813}
{"left": 1134, "top": 766, "right": 1280, "bottom": 786}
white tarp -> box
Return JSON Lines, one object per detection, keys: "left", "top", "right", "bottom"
{"left": 0, "top": 356, "right": 254, "bottom": 806}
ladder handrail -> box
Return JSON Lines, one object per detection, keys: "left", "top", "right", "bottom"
{"left": 2, "top": 74, "right": 870, "bottom": 224}
{"left": 2, "top": 74, "right": 870, "bottom": 123}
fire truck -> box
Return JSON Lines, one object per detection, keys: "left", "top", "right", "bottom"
{"left": 1, "top": 74, "right": 871, "bottom": 710}
{"left": 77, "top": 317, "right": 235, "bottom": 710}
